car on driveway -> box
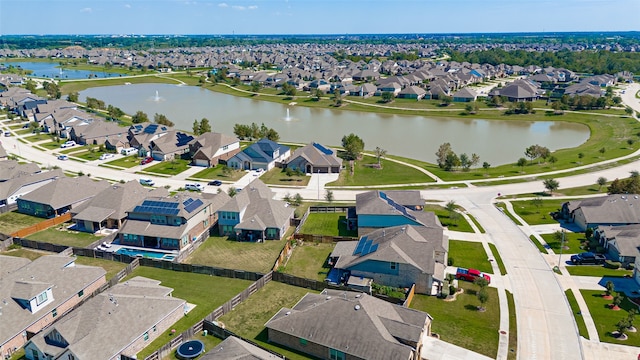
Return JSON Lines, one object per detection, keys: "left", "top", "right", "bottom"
{"left": 185, "top": 183, "right": 205, "bottom": 191}
{"left": 99, "top": 153, "right": 115, "bottom": 160}
{"left": 140, "top": 157, "right": 153, "bottom": 165}
{"left": 570, "top": 252, "right": 606, "bottom": 265}
{"left": 139, "top": 178, "right": 155, "bottom": 186}
{"left": 208, "top": 180, "right": 222, "bottom": 186}
{"left": 456, "top": 267, "right": 491, "bottom": 284}
{"left": 57, "top": 154, "right": 69, "bottom": 161}
{"left": 60, "top": 140, "right": 76, "bottom": 148}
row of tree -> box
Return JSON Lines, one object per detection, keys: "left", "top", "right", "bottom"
{"left": 233, "top": 122, "right": 280, "bottom": 141}
{"left": 435, "top": 143, "right": 481, "bottom": 172}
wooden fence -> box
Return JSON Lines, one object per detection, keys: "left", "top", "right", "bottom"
{"left": 10, "top": 212, "right": 72, "bottom": 238}
{"left": 309, "top": 206, "right": 351, "bottom": 213}
{"left": 203, "top": 320, "right": 285, "bottom": 359}
{"left": 292, "top": 233, "right": 358, "bottom": 243}
{"left": 272, "top": 240, "right": 293, "bottom": 271}
{"left": 403, "top": 283, "right": 416, "bottom": 307}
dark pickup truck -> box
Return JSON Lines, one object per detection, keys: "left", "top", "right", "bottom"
{"left": 570, "top": 252, "right": 606, "bottom": 265}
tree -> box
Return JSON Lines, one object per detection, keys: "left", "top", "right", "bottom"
{"left": 332, "top": 89, "right": 342, "bottom": 107}
{"left": 597, "top": 176, "right": 608, "bottom": 191}
{"left": 444, "top": 152, "right": 460, "bottom": 171}
{"left": 154, "top": 113, "right": 174, "bottom": 127}
{"left": 282, "top": 82, "right": 297, "bottom": 97}
{"left": 436, "top": 143, "right": 454, "bottom": 170}
{"left": 548, "top": 155, "right": 558, "bottom": 167}
{"left": 313, "top": 88, "right": 323, "bottom": 101}
{"left": 604, "top": 280, "right": 615, "bottom": 298}
{"left": 445, "top": 200, "right": 458, "bottom": 223}
{"left": 381, "top": 91, "right": 394, "bottom": 103}
{"left": 233, "top": 124, "right": 251, "bottom": 139}
{"left": 577, "top": 152, "right": 584, "bottom": 163}
{"left": 477, "top": 288, "right": 489, "bottom": 312}
{"left": 543, "top": 178, "right": 560, "bottom": 195}
{"left": 459, "top": 153, "right": 471, "bottom": 171}
{"left": 440, "top": 95, "right": 453, "bottom": 106}
{"left": 107, "top": 105, "right": 124, "bottom": 120}
{"left": 67, "top": 92, "right": 79, "bottom": 102}
{"left": 625, "top": 107, "right": 634, "bottom": 115}
{"left": 482, "top": 161, "right": 491, "bottom": 174}
{"left": 374, "top": 147, "right": 387, "bottom": 167}
{"left": 25, "top": 79, "right": 36, "bottom": 93}
{"left": 615, "top": 318, "right": 630, "bottom": 339}
{"left": 531, "top": 197, "right": 543, "bottom": 213}
{"left": 131, "top": 111, "right": 149, "bottom": 124}
{"left": 470, "top": 153, "right": 480, "bottom": 169}
{"left": 293, "top": 193, "right": 303, "bottom": 206}
{"left": 599, "top": 147, "right": 606, "bottom": 155}
{"left": 517, "top": 157, "right": 527, "bottom": 172}
{"left": 341, "top": 133, "right": 364, "bottom": 161}
{"left": 227, "top": 187, "right": 237, "bottom": 197}
{"left": 325, "top": 190, "right": 334, "bottom": 203}
{"left": 192, "top": 119, "right": 201, "bottom": 135}
{"left": 199, "top": 118, "right": 212, "bottom": 134}
{"left": 250, "top": 81, "right": 261, "bottom": 93}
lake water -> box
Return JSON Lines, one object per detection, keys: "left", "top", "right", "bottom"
{"left": 80, "top": 83, "right": 590, "bottom": 165}
{"left": 4, "top": 61, "right": 121, "bottom": 80}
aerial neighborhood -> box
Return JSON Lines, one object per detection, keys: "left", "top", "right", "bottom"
{"left": 0, "top": 32, "right": 640, "bottom": 360}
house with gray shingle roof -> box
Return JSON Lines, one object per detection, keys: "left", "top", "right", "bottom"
{"left": 355, "top": 190, "right": 436, "bottom": 236}
{"left": 397, "top": 85, "right": 427, "bottom": 100}
{"left": 285, "top": 142, "right": 342, "bottom": 174}
{"left": 23, "top": 277, "right": 186, "bottom": 360}
{"left": 17, "top": 176, "right": 111, "bottom": 218}
{"left": 562, "top": 194, "right": 640, "bottom": 231}
{"left": 0, "top": 166, "right": 63, "bottom": 207}
{"left": 190, "top": 132, "right": 241, "bottom": 167}
{"left": 452, "top": 87, "right": 478, "bottom": 102}
{"left": 227, "top": 138, "right": 290, "bottom": 171}
{"left": 0, "top": 255, "right": 106, "bottom": 360}
{"left": 265, "top": 289, "right": 431, "bottom": 360}
{"left": 201, "top": 336, "right": 281, "bottom": 359}
{"left": 150, "top": 130, "right": 195, "bottom": 161}
{"left": 69, "top": 119, "right": 129, "bottom": 146}
{"left": 218, "top": 179, "right": 293, "bottom": 241}
{"left": 595, "top": 224, "right": 640, "bottom": 267}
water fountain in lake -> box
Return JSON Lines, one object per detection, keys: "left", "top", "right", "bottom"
{"left": 153, "top": 90, "right": 161, "bottom": 102}
{"left": 284, "top": 108, "right": 292, "bottom": 121}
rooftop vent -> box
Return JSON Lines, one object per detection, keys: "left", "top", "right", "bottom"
{"left": 354, "top": 305, "right": 361, "bottom": 311}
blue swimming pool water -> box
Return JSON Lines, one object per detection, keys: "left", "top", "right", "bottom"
{"left": 116, "top": 247, "right": 174, "bottom": 260}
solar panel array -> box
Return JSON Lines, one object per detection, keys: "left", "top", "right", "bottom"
{"left": 176, "top": 132, "right": 195, "bottom": 146}
{"left": 312, "top": 142, "right": 333, "bottom": 155}
{"left": 379, "top": 191, "right": 416, "bottom": 221}
{"left": 183, "top": 198, "right": 204, "bottom": 213}
{"left": 352, "top": 236, "right": 379, "bottom": 256}
{"left": 144, "top": 124, "right": 158, "bottom": 134}
{"left": 133, "top": 200, "right": 180, "bottom": 216}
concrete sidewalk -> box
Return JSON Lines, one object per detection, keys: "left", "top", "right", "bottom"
{"left": 421, "top": 336, "right": 493, "bottom": 360}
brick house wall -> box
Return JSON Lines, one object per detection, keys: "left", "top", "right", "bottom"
{"left": 120, "top": 301, "right": 186, "bottom": 358}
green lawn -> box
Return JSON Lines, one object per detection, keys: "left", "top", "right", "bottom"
{"left": 327, "top": 155, "right": 434, "bottom": 186}
{"left": 411, "top": 282, "right": 500, "bottom": 358}
{"left": 142, "top": 159, "right": 191, "bottom": 176}
{"left": 496, "top": 203, "right": 523, "bottom": 225}
{"left": 124, "top": 266, "right": 252, "bottom": 359}
{"left": 509, "top": 199, "right": 564, "bottom": 225}
{"left": 28, "top": 224, "right": 102, "bottom": 248}
{"left": 280, "top": 242, "right": 335, "bottom": 281}
{"left": 1, "top": 247, "right": 50, "bottom": 261}
{"left": 0, "top": 211, "right": 43, "bottom": 234}
{"left": 424, "top": 204, "right": 474, "bottom": 232}
{"left": 581, "top": 289, "right": 640, "bottom": 346}
{"left": 529, "top": 235, "right": 549, "bottom": 254}
{"left": 566, "top": 265, "right": 633, "bottom": 277}
{"left": 189, "top": 166, "right": 245, "bottom": 181}
{"left": 259, "top": 168, "right": 310, "bottom": 186}
{"left": 39, "top": 140, "right": 65, "bottom": 150}
{"left": 105, "top": 155, "right": 142, "bottom": 168}
{"left": 74, "top": 256, "right": 128, "bottom": 281}
{"left": 565, "top": 289, "right": 590, "bottom": 340}
{"left": 184, "top": 234, "right": 288, "bottom": 274}
{"left": 488, "top": 243, "right": 507, "bottom": 275}
{"left": 22, "top": 133, "right": 54, "bottom": 142}
{"left": 467, "top": 213, "right": 485, "bottom": 233}
{"left": 540, "top": 231, "right": 586, "bottom": 254}
{"left": 448, "top": 240, "right": 492, "bottom": 274}
{"left": 217, "top": 281, "right": 320, "bottom": 360}
{"left": 60, "top": 145, "right": 88, "bottom": 154}
{"left": 298, "top": 213, "right": 357, "bottom": 237}
{"left": 506, "top": 290, "right": 517, "bottom": 360}
{"left": 73, "top": 150, "right": 110, "bottom": 161}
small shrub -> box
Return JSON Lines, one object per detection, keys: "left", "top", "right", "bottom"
{"left": 627, "top": 263, "right": 635, "bottom": 270}
{"left": 449, "top": 285, "right": 457, "bottom": 295}
{"left": 8, "top": 243, "right": 22, "bottom": 250}
{"left": 604, "top": 260, "right": 621, "bottom": 269}
{"left": 447, "top": 257, "right": 454, "bottom": 266}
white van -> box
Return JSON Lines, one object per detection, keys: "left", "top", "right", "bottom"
{"left": 185, "top": 183, "right": 204, "bottom": 192}
{"left": 139, "top": 178, "right": 155, "bottom": 186}
{"left": 121, "top": 147, "right": 138, "bottom": 156}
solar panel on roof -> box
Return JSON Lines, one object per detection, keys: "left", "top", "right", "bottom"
{"left": 144, "top": 124, "right": 158, "bottom": 134}
{"left": 353, "top": 237, "right": 366, "bottom": 255}
{"left": 361, "top": 239, "right": 372, "bottom": 256}
{"left": 379, "top": 191, "right": 387, "bottom": 200}
{"left": 184, "top": 199, "right": 203, "bottom": 213}
{"left": 312, "top": 142, "right": 333, "bottom": 155}
{"left": 183, "top": 198, "right": 194, "bottom": 207}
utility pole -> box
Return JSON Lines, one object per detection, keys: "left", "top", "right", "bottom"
{"left": 558, "top": 229, "right": 565, "bottom": 267}
{"left": 317, "top": 169, "right": 320, "bottom": 200}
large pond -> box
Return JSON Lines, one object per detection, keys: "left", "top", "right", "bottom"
{"left": 3, "top": 61, "right": 121, "bottom": 80}
{"left": 80, "top": 83, "right": 590, "bottom": 165}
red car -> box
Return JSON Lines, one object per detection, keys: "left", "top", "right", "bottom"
{"left": 455, "top": 267, "right": 491, "bottom": 284}
{"left": 140, "top": 157, "right": 153, "bottom": 165}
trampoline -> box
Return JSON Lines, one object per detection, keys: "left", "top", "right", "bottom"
{"left": 176, "top": 340, "right": 205, "bottom": 359}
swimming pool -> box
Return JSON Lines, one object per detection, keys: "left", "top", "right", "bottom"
{"left": 115, "top": 247, "right": 176, "bottom": 261}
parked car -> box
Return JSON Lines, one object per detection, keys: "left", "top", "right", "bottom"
{"left": 139, "top": 178, "right": 155, "bottom": 186}
{"left": 57, "top": 154, "right": 69, "bottom": 161}
{"left": 185, "top": 183, "right": 205, "bottom": 191}
{"left": 121, "top": 147, "right": 138, "bottom": 156}
{"left": 99, "top": 153, "right": 115, "bottom": 160}
{"left": 140, "top": 157, "right": 153, "bottom": 165}
{"left": 455, "top": 267, "right": 491, "bottom": 284}
{"left": 4, "top": 131, "right": 11, "bottom": 137}
{"left": 570, "top": 252, "right": 606, "bottom": 265}
{"left": 60, "top": 140, "right": 76, "bottom": 148}
{"left": 208, "top": 180, "right": 222, "bottom": 186}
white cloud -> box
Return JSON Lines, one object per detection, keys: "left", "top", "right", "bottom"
{"left": 80, "top": 7, "right": 92, "bottom": 13}
{"left": 232, "top": 5, "right": 246, "bottom": 10}
{"left": 248, "top": 5, "right": 258, "bottom": 10}
{"left": 124, "top": 4, "right": 131, "bottom": 8}
{"left": 218, "top": 2, "right": 228, "bottom": 7}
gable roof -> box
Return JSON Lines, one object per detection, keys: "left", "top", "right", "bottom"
{"left": 18, "top": 176, "right": 111, "bottom": 209}
{"left": 570, "top": 195, "right": 640, "bottom": 225}
{"left": 201, "top": 336, "right": 280, "bottom": 359}
{"left": 265, "top": 289, "right": 429, "bottom": 360}
{"left": 220, "top": 179, "right": 293, "bottom": 230}
{"left": 192, "top": 132, "right": 239, "bottom": 158}
{"left": 287, "top": 143, "right": 342, "bottom": 168}
{"left": 233, "top": 138, "right": 289, "bottom": 164}
{"left": 599, "top": 224, "right": 640, "bottom": 257}
{"left": 0, "top": 160, "right": 41, "bottom": 182}
{"left": 0, "top": 168, "right": 64, "bottom": 201}
{"left": 356, "top": 190, "right": 439, "bottom": 227}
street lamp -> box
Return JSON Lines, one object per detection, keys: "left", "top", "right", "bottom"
{"left": 317, "top": 168, "right": 320, "bottom": 200}
{"left": 558, "top": 229, "right": 565, "bottom": 267}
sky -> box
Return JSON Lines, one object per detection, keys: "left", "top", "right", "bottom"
{"left": 0, "top": 0, "right": 638, "bottom": 35}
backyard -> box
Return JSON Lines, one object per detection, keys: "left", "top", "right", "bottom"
{"left": 279, "top": 242, "right": 335, "bottom": 281}
{"left": 27, "top": 223, "right": 103, "bottom": 248}
{"left": 74, "top": 256, "right": 128, "bottom": 281}
{"left": 0, "top": 211, "right": 43, "bottom": 234}
{"left": 298, "top": 212, "right": 357, "bottom": 237}
{"left": 184, "top": 234, "right": 288, "bottom": 274}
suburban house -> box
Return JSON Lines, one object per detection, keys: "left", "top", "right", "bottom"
{"left": 23, "top": 277, "right": 186, "bottom": 360}
{"left": 489, "top": 80, "right": 541, "bottom": 102}
{"left": 44, "top": 108, "right": 95, "bottom": 138}
{"left": 69, "top": 119, "right": 129, "bottom": 146}
{"left": 111, "top": 122, "right": 172, "bottom": 155}
{"left": 452, "top": 87, "right": 478, "bottom": 102}
{"left": 353, "top": 190, "right": 435, "bottom": 236}
{"left": 150, "top": 130, "right": 195, "bottom": 161}
{"left": 217, "top": 179, "right": 294, "bottom": 241}
{"left": 397, "top": 85, "right": 427, "bottom": 100}
{"left": 329, "top": 225, "right": 448, "bottom": 294}
{"left": 561, "top": 195, "right": 640, "bottom": 231}
{"left": 17, "top": 177, "right": 111, "bottom": 218}
{"left": 0, "top": 255, "right": 106, "bottom": 359}
{"left": 190, "top": 132, "right": 241, "bottom": 167}
{"left": 0, "top": 165, "right": 63, "bottom": 207}
{"left": 118, "top": 192, "right": 229, "bottom": 251}
{"left": 285, "top": 142, "right": 342, "bottom": 174}
{"left": 227, "top": 138, "right": 290, "bottom": 171}
{"left": 70, "top": 181, "right": 169, "bottom": 233}
{"left": 201, "top": 336, "right": 279, "bottom": 359}
{"left": 265, "top": 289, "right": 431, "bottom": 360}
{"left": 594, "top": 225, "right": 640, "bottom": 267}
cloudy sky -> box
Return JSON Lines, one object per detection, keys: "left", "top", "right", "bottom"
{"left": 0, "top": 0, "right": 638, "bottom": 35}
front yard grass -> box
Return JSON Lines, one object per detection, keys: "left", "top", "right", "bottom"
{"left": 410, "top": 281, "right": 500, "bottom": 358}
{"left": 580, "top": 289, "right": 640, "bottom": 346}
{"left": 448, "top": 240, "right": 492, "bottom": 274}
{"left": 566, "top": 265, "right": 633, "bottom": 277}
{"left": 506, "top": 290, "right": 517, "bottom": 360}
{"left": 126, "top": 266, "right": 252, "bottom": 359}
{"left": 28, "top": 223, "right": 102, "bottom": 248}
{"left": 509, "top": 199, "right": 564, "bottom": 225}
{"left": 189, "top": 166, "right": 246, "bottom": 181}
{"left": 184, "top": 234, "right": 287, "bottom": 274}
{"left": 327, "top": 155, "right": 434, "bottom": 186}
{"left": 298, "top": 213, "right": 357, "bottom": 237}
{"left": 540, "top": 231, "right": 586, "bottom": 254}
{"left": 73, "top": 150, "right": 110, "bottom": 161}
{"left": 217, "top": 281, "right": 320, "bottom": 360}
{"left": 142, "top": 159, "right": 191, "bottom": 176}
{"left": 259, "top": 168, "right": 310, "bottom": 186}
{"left": 104, "top": 155, "right": 142, "bottom": 168}
{"left": 0, "top": 211, "right": 43, "bottom": 234}
{"left": 74, "top": 256, "right": 128, "bottom": 281}
{"left": 39, "top": 140, "right": 65, "bottom": 150}
{"left": 424, "top": 204, "right": 474, "bottom": 232}
{"left": 280, "top": 242, "right": 335, "bottom": 281}
{"left": 565, "top": 289, "right": 590, "bottom": 340}
{"left": 22, "top": 133, "right": 53, "bottom": 142}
